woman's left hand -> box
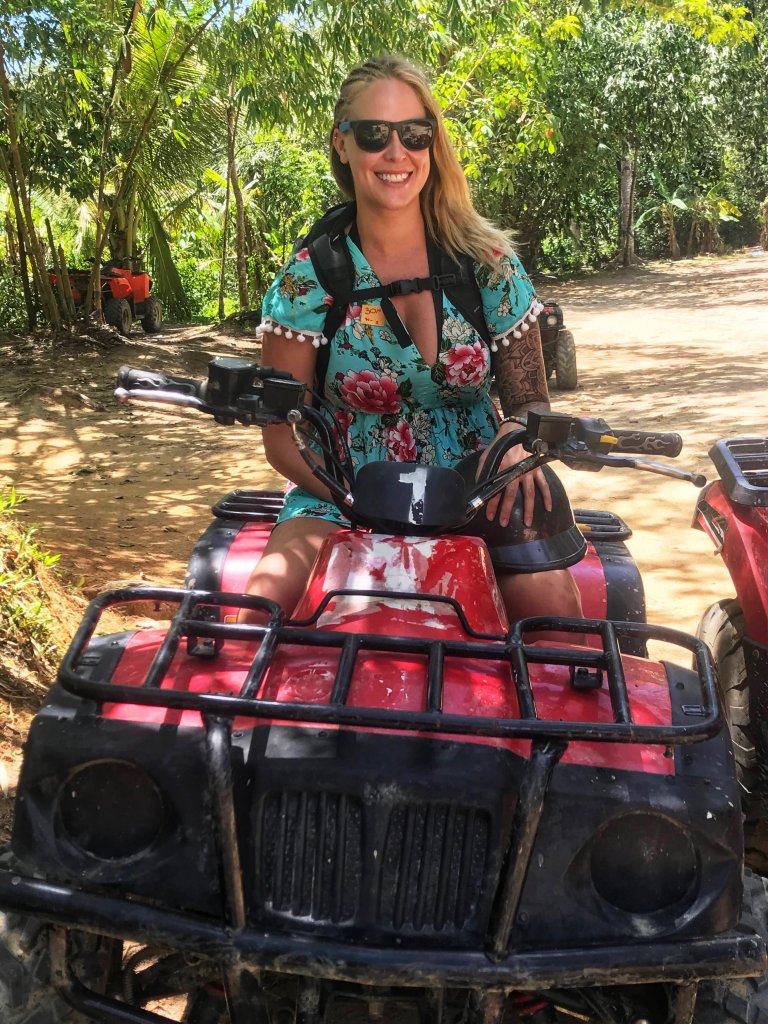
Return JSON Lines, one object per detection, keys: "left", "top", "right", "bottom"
{"left": 476, "top": 421, "right": 552, "bottom": 528}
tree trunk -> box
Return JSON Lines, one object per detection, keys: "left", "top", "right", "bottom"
{"left": 218, "top": 170, "right": 232, "bottom": 322}
{"left": 617, "top": 150, "right": 639, "bottom": 267}
{"left": 662, "top": 208, "right": 681, "bottom": 259}
{"left": 45, "top": 218, "right": 72, "bottom": 322}
{"left": 618, "top": 152, "right": 638, "bottom": 266}
{"left": 0, "top": 37, "right": 61, "bottom": 328}
{"left": 227, "top": 104, "right": 249, "bottom": 310}
{"left": 6, "top": 207, "right": 35, "bottom": 328}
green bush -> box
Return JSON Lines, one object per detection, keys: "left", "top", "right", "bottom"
{"left": 0, "top": 489, "right": 59, "bottom": 668}
{"left": 0, "top": 264, "right": 28, "bottom": 332}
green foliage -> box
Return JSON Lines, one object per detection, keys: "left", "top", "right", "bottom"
{"left": 0, "top": 263, "right": 27, "bottom": 331}
{"left": 1, "top": 0, "right": 765, "bottom": 302}
{"left": 0, "top": 489, "right": 60, "bottom": 670}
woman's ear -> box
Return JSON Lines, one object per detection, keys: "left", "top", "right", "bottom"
{"left": 332, "top": 127, "right": 349, "bottom": 165}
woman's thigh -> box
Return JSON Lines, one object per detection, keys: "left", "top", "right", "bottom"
{"left": 244, "top": 516, "right": 341, "bottom": 616}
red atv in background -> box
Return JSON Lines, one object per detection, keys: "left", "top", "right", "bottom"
{"left": 695, "top": 437, "right": 768, "bottom": 868}
{"left": 50, "top": 256, "right": 163, "bottom": 336}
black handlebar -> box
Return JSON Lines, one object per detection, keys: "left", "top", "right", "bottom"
{"left": 611, "top": 429, "right": 683, "bottom": 458}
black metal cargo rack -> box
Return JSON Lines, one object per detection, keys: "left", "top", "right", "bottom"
{"left": 58, "top": 585, "right": 721, "bottom": 747}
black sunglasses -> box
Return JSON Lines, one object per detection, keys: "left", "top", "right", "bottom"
{"left": 337, "top": 118, "right": 437, "bottom": 152}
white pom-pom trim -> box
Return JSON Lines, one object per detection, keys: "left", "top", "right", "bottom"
{"left": 513, "top": 329, "right": 522, "bottom": 339}
{"left": 490, "top": 341, "right": 498, "bottom": 353}
{"left": 285, "top": 329, "right": 293, "bottom": 339}
{"left": 312, "top": 337, "right": 321, "bottom": 349}
{"left": 521, "top": 322, "right": 530, "bottom": 332}
{"left": 501, "top": 336, "right": 510, "bottom": 347}
{"left": 273, "top": 325, "right": 283, "bottom": 336}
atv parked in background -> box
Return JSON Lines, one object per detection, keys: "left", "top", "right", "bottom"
{"left": 538, "top": 300, "right": 578, "bottom": 391}
{"left": 0, "top": 362, "right": 766, "bottom": 1024}
{"left": 50, "top": 256, "right": 163, "bottom": 337}
{"left": 695, "top": 437, "right": 768, "bottom": 870}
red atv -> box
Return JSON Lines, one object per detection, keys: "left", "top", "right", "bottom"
{"left": 51, "top": 256, "right": 163, "bottom": 336}
{"left": 0, "top": 361, "right": 766, "bottom": 1024}
{"left": 695, "top": 437, "right": 768, "bottom": 868}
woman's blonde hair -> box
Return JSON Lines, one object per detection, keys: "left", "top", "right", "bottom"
{"left": 330, "top": 55, "right": 512, "bottom": 270}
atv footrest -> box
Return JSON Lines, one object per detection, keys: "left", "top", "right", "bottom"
{"left": 574, "top": 508, "right": 632, "bottom": 542}
{"left": 710, "top": 437, "right": 768, "bottom": 506}
{"left": 213, "top": 489, "right": 285, "bottom": 521}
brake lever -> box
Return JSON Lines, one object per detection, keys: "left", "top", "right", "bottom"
{"left": 564, "top": 452, "right": 707, "bottom": 487}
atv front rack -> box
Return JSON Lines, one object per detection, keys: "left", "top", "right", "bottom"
{"left": 58, "top": 586, "right": 721, "bottom": 746}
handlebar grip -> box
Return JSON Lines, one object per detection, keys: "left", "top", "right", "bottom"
{"left": 611, "top": 429, "right": 683, "bottom": 458}
{"left": 116, "top": 365, "right": 201, "bottom": 397}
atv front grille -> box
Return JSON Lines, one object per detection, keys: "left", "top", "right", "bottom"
{"left": 257, "top": 794, "right": 488, "bottom": 933}
{"left": 259, "top": 791, "right": 363, "bottom": 923}
{"left": 379, "top": 802, "right": 489, "bottom": 931}
{"left": 710, "top": 437, "right": 768, "bottom": 506}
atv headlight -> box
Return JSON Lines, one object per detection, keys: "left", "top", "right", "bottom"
{"left": 546, "top": 314, "right": 558, "bottom": 326}
{"left": 57, "top": 760, "right": 165, "bottom": 861}
{"left": 589, "top": 812, "right": 697, "bottom": 914}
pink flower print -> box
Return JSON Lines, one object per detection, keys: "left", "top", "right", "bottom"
{"left": 335, "top": 408, "right": 354, "bottom": 434}
{"left": 342, "top": 303, "right": 362, "bottom": 328}
{"left": 440, "top": 340, "right": 489, "bottom": 388}
{"left": 334, "top": 408, "right": 354, "bottom": 457}
{"left": 339, "top": 369, "right": 401, "bottom": 414}
{"left": 322, "top": 294, "right": 335, "bottom": 308}
{"left": 295, "top": 248, "right": 310, "bottom": 262}
{"left": 386, "top": 421, "right": 417, "bottom": 462}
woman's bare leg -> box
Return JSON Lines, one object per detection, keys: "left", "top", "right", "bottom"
{"left": 239, "top": 517, "right": 341, "bottom": 621}
{"left": 496, "top": 568, "right": 584, "bottom": 642}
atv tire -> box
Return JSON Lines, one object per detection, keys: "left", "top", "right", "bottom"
{"left": 544, "top": 355, "right": 555, "bottom": 380}
{"left": 104, "top": 297, "right": 132, "bottom": 337}
{"left": 696, "top": 600, "right": 768, "bottom": 870}
{"left": 554, "top": 330, "right": 578, "bottom": 390}
{"left": 696, "top": 600, "right": 756, "bottom": 791}
{"left": 141, "top": 298, "right": 163, "bottom": 334}
{"left": 693, "top": 870, "right": 768, "bottom": 1022}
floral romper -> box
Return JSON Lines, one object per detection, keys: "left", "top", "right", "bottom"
{"left": 258, "top": 238, "right": 543, "bottom": 526}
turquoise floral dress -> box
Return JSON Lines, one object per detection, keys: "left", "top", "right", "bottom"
{"left": 258, "top": 238, "right": 543, "bottom": 526}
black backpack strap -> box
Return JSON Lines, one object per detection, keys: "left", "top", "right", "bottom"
{"left": 441, "top": 249, "right": 492, "bottom": 347}
{"left": 299, "top": 203, "right": 356, "bottom": 398}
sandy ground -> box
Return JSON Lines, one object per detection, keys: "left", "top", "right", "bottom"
{"left": 0, "top": 250, "right": 766, "bottom": 797}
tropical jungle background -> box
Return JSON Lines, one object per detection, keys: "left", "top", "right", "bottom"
{"left": 1, "top": 0, "right": 767, "bottom": 335}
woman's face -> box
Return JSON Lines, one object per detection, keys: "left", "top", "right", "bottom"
{"left": 333, "top": 78, "right": 432, "bottom": 216}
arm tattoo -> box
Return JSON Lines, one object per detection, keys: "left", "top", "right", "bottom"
{"left": 492, "top": 321, "right": 550, "bottom": 418}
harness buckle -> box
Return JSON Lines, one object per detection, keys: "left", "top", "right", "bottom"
{"left": 388, "top": 278, "right": 420, "bottom": 297}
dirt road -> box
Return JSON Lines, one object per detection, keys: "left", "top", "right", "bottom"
{"left": 1, "top": 250, "right": 767, "bottom": 654}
